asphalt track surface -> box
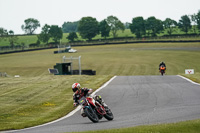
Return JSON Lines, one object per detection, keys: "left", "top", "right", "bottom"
{"left": 4, "top": 75, "right": 200, "bottom": 133}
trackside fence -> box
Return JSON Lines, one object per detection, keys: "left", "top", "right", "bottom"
{"left": 1, "top": 35, "right": 200, "bottom": 54}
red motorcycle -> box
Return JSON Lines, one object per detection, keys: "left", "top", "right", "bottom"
{"left": 159, "top": 65, "right": 166, "bottom": 76}
{"left": 78, "top": 96, "right": 114, "bottom": 123}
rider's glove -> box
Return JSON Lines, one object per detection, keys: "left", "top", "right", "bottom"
{"left": 88, "top": 89, "right": 93, "bottom": 94}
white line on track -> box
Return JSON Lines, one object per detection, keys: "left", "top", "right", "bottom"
{"left": 177, "top": 75, "right": 200, "bottom": 86}
{"left": 3, "top": 76, "right": 117, "bottom": 133}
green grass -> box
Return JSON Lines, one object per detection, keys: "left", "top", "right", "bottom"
{"left": 1, "top": 42, "right": 200, "bottom": 76}
{"left": 182, "top": 73, "right": 200, "bottom": 83}
{"left": 0, "top": 33, "right": 69, "bottom": 47}
{"left": 0, "top": 35, "right": 38, "bottom": 46}
{"left": 71, "top": 119, "right": 200, "bottom": 133}
{"left": 0, "top": 42, "right": 200, "bottom": 131}
{"left": 0, "top": 75, "right": 111, "bottom": 130}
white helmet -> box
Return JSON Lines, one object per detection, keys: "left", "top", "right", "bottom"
{"left": 72, "top": 83, "right": 81, "bottom": 92}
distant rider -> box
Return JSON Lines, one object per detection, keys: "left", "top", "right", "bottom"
{"left": 72, "top": 83, "right": 107, "bottom": 117}
{"left": 159, "top": 61, "right": 166, "bottom": 70}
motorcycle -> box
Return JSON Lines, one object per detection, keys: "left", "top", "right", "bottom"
{"left": 159, "top": 65, "right": 166, "bottom": 76}
{"left": 78, "top": 96, "right": 114, "bottom": 123}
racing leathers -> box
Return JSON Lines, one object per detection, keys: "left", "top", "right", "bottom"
{"left": 73, "top": 88, "right": 107, "bottom": 117}
{"left": 159, "top": 62, "right": 166, "bottom": 70}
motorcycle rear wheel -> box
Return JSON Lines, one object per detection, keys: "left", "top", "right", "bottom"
{"left": 84, "top": 107, "right": 99, "bottom": 123}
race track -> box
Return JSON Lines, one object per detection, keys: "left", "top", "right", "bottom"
{"left": 5, "top": 75, "right": 200, "bottom": 133}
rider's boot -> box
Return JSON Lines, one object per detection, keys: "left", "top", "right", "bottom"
{"left": 81, "top": 108, "right": 87, "bottom": 117}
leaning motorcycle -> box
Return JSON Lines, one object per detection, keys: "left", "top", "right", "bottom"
{"left": 78, "top": 96, "right": 114, "bottom": 123}
{"left": 159, "top": 65, "right": 166, "bottom": 76}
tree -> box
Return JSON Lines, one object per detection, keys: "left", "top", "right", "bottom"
{"left": 145, "top": 17, "right": 163, "bottom": 37}
{"left": 21, "top": 18, "right": 40, "bottom": 34}
{"left": 62, "top": 21, "right": 79, "bottom": 33}
{"left": 190, "top": 14, "right": 198, "bottom": 33}
{"left": 163, "top": 18, "right": 177, "bottom": 35}
{"left": 8, "top": 30, "right": 18, "bottom": 48}
{"left": 178, "top": 15, "right": 191, "bottom": 34}
{"left": 78, "top": 17, "right": 99, "bottom": 41}
{"left": 67, "top": 32, "right": 78, "bottom": 42}
{"left": 130, "top": 17, "right": 146, "bottom": 38}
{"left": 37, "top": 24, "right": 51, "bottom": 44}
{"left": 49, "top": 25, "right": 63, "bottom": 43}
{"left": 9, "top": 30, "right": 14, "bottom": 35}
{"left": 99, "top": 19, "right": 110, "bottom": 39}
{"left": 21, "top": 42, "right": 25, "bottom": 50}
{"left": 124, "top": 22, "right": 130, "bottom": 29}
{"left": 0, "top": 27, "right": 8, "bottom": 36}
{"left": 106, "top": 16, "right": 125, "bottom": 38}
{"left": 0, "top": 27, "right": 8, "bottom": 41}
{"left": 196, "top": 10, "right": 200, "bottom": 32}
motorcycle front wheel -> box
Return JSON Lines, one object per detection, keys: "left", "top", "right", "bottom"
{"left": 84, "top": 107, "right": 99, "bottom": 123}
{"left": 104, "top": 107, "right": 114, "bottom": 121}
{"left": 161, "top": 70, "right": 164, "bottom": 76}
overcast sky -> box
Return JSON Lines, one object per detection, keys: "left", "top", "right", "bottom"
{"left": 0, "top": 0, "right": 200, "bottom": 34}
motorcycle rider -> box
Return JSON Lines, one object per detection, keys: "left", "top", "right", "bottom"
{"left": 159, "top": 61, "right": 166, "bottom": 70}
{"left": 72, "top": 83, "right": 107, "bottom": 117}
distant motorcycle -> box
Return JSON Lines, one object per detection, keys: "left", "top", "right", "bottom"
{"left": 159, "top": 65, "right": 166, "bottom": 76}
{"left": 78, "top": 96, "right": 114, "bottom": 123}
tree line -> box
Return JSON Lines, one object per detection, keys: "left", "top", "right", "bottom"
{"left": 0, "top": 10, "right": 200, "bottom": 47}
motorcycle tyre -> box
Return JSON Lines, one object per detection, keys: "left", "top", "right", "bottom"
{"left": 161, "top": 70, "right": 164, "bottom": 76}
{"left": 104, "top": 108, "right": 114, "bottom": 121}
{"left": 84, "top": 107, "right": 99, "bottom": 123}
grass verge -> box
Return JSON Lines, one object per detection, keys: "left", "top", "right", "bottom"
{"left": 71, "top": 119, "right": 200, "bottom": 133}
{"left": 0, "top": 75, "right": 112, "bottom": 130}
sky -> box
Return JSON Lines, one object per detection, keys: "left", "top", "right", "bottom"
{"left": 0, "top": 0, "right": 200, "bottom": 34}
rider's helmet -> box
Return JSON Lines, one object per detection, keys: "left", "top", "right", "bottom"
{"left": 72, "top": 83, "right": 81, "bottom": 92}
{"left": 161, "top": 61, "right": 164, "bottom": 64}
{"left": 95, "top": 95, "right": 102, "bottom": 102}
